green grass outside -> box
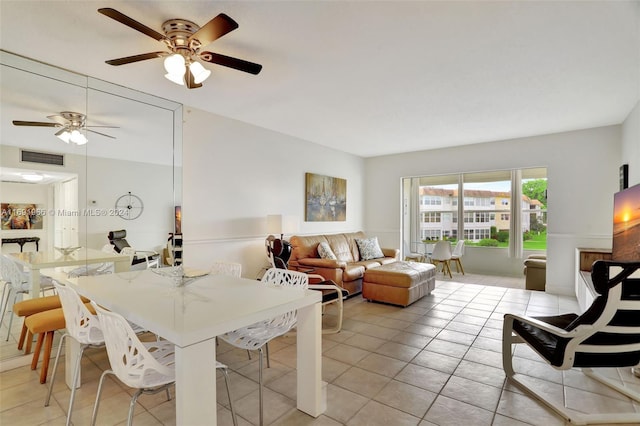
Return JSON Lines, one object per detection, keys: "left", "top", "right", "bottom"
{"left": 523, "top": 231, "right": 547, "bottom": 250}
{"left": 463, "top": 231, "right": 547, "bottom": 250}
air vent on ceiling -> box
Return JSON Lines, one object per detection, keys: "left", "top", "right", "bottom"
{"left": 20, "top": 149, "right": 64, "bottom": 166}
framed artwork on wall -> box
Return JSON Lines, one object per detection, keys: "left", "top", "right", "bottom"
{"left": 175, "top": 206, "right": 182, "bottom": 234}
{"left": 305, "top": 173, "right": 346, "bottom": 222}
{"left": 1, "top": 203, "right": 44, "bottom": 230}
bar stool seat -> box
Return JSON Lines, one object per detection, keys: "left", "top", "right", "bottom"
{"left": 24, "top": 303, "right": 94, "bottom": 384}
{"left": 25, "top": 308, "right": 66, "bottom": 384}
{"left": 13, "top": 295, "right": 89, "bottom": 353}
{"left": 14, "top": 295, "right": 62, "bottom": 353}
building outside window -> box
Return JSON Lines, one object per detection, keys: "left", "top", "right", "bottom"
{"left": 402, "top": 168, "right": 547, "bottom": 253}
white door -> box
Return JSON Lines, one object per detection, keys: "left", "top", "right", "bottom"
{"left": 53, "top": 178, "right": 79, "bottom": 247}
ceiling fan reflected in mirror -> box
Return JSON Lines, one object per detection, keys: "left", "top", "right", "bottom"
{"left": 12, "top": 111, "right": 117, "bottom": 145}
{"left": 98, "top": 8, "right": 263, "bottom": 89}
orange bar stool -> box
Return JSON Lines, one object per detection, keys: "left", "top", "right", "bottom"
{"left": 24, "top": 308, "right": 66, "bottom": 384}
{"left": 13, "top": 295, "right": 62, "bottom": 353}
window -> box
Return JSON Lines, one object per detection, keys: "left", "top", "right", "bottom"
{"left": 402, "top": 168, "right": 547, "bottom": 253}
{"left": 421, "top": 196, "right": 442, "bottom": 206}
{"left": 474, "top": 212, "right": 491, "bottom": 222}
{"left": 421, "top": 230, "right": 441, "bottom": 240}
{"left": 422, "top": 212, "right": 441, "bottom": 223}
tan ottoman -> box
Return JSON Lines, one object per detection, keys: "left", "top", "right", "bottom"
{"left": 363, "top": 261, "right": 436, "bottom": 307}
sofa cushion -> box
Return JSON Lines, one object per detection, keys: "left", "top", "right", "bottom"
{"left": 352, "top": 260, "right": 383, "bottom": 270}
{"left": 355, "top": 237, "right": 384, "bottom": 261}
{"left": 326, "top": 233, "right": 355, "bottom": 262}
{"left": 317, "top": 242, "right": 337, "bottom": 260}
{"left": 343, "top": 264, "right": 366, "bottom": 281}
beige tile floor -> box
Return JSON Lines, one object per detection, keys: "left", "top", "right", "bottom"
{"left": 1, "top": 273, "right": 639, "bottom": 425}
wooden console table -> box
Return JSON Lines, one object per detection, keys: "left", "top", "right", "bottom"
{"left": 575, "top": 248, "right": 612, "bottom": 311}
{"left": 1, "top": 236, "right": 40, "bottom": 252}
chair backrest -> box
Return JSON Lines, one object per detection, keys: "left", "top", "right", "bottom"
{"left": 452, "top": 240, "right": 465, "bottom": 257}
{"left": 210, "top": 261, "right": 242, "bottom": 277}
{"left": 261, "top": 268, "right": 308, "bottom": 331}
{"left": 0, "top": 255, "right": 28, "bottom": 290}
{"left": 266, "top": 237, "right": 292, "bottom": 269}
{"left": 262, "top": 268, "right": 308, "bottom": 289}
{"left": 54, "top": 281, "right": 104, "bottom": 345}
{"left": 108, "top": 230, "right": 131, "bottom": 253}
{"left": 558, "top": 260, "right": 640, "bottom": 368}
{"left": 93, "top": 303, "right": 175, "bottom": 388}
{"left": 431, "top": 241, "right": 452, "bottom": 261}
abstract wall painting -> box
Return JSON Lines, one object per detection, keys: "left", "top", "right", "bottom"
{"left": 305, "top": 173, "right": 346, "bottom": 222}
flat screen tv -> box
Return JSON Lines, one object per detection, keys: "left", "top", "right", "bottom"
{"left": 612, "top": 183, "right": 640, "bottom": 261}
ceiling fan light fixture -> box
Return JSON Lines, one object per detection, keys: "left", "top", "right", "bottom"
{"left": 190, "top": 61, "right": 211, "bottom": 84}
{"left": 56, "top": 128, "right": 71, "bottom": 143}
{"left": 165, "top": 71, "right": 185, "bottom": 85}
{"left": 164, "top": 53, "right": 187, "bottom": 85}
{"left": 69, "top": 129, "right": 88, "bottom": 145}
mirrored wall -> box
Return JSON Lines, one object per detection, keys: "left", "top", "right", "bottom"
{"left": 0, "top": 50, "right": 182, "bottom": 360}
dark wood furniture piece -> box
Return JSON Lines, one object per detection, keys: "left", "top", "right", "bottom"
{"left": 575, "top": 248, "right": 612, "bottom": 311}
{"left": 1, "top": 236, "right": 40, "bottom": 252}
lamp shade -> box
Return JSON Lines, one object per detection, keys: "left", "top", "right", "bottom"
{"left": 267, "top": 215, "right": 299, "bottom": 236}
{"left": 164, "top": 54, "right": 186, "bottom": 85}
{"left": 190, "top": 61, "right": 211, "bottom": 84}
{"left": 69, "top": 130, "right": 88, "bottom": 145}
{"left": 267, "top": 215, "right": 283, "bottom": 235}
{"left": 56, "top": 129, "right": 71, "bottom": 143}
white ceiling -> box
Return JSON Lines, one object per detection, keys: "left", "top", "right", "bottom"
{"left": 1, "top": 1, "right": 638, "bottom": 158}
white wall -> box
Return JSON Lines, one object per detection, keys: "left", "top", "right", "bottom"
{"left": 84, "top": 156, "right": 174, "bottom": 251}
{"left": 1, "top": 144, "right": 174, "bottom": 254}
{"left": 181, "top": 107, "right": 365, "bottom": 279}
{"left": 622, "top": 101, "right": 640, "bottom": 186}
{"left": 364, "top": 125, "right": 622, "bottom": 296}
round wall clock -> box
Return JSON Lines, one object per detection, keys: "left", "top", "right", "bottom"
{"left": 115, "top": 192, "right": 144, "bottom": 220}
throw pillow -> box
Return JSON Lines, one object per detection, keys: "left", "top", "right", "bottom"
{"left": 355, "top": 237, "right": 384, "bottom": 261}
{"left": 317, "top": 241, "right": 337, "bottom": 260}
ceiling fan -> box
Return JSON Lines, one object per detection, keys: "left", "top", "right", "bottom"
{"left": 12, "top": 111, "right": 117, "bottom": 145}
{"left": 98, "top": 8, "right": 263, "bottom": 89}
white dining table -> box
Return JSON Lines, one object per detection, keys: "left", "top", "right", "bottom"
{"left": 65, "top": 269, "right": 325, "bottom": 425}
{"left": 9, "top": 247, "right": 131, "bottom": 297}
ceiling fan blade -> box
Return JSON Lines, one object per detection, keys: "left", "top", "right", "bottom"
{"left": 12, "top": 120, "right": 59, "bottom": 127}
{"left": 98, "top": 8, "right": 166, "bottom": 41}
{"left": 189, "top": 13, "right": 238, "bottom": 48}
{"left": 199, "top": 51, "right": 262, "bottom": 75}
{"left": 46, "top": 114, "right": 69, "bottom": 125}
{"left": 87, "top": 129, "right": 116, "bottom": 139}
{"left": 106, "top": 52, "right": 169, "bottom": 66}
{"left": 86, "top": 125, "right": 120, "bottom": 129}
{"left": 184, "top": 65, "right": 203, "bottom": 89}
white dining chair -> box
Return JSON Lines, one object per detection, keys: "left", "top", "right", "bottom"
{"left": 0, "top": 254, "right": 55, "bottom": 341}
{"left": 91, "top": 302, "right": 237, "bottom": 426}
{"left": 404, "top": 241, "right": 426, "bottom": 263}
{"left": 219, "top": 268, "right": 307, "bottom": 426}
{"left": 210, "top": 260, "right": 242, "bottom": 277}
{"left": 45, "top": 281, "right": 104, "bottom": 426}
{"left": 451, "top": 240, "right": 466, "bottom": 274}
{"left": 430, "top": 240, "right": 453, "bottom": 278}
{"left": 210, "top": 260, "right": 255, "bottom": 359}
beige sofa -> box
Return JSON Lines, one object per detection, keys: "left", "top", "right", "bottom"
{"left": 288, "top": 231, "right": 399, "bottom": 295}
